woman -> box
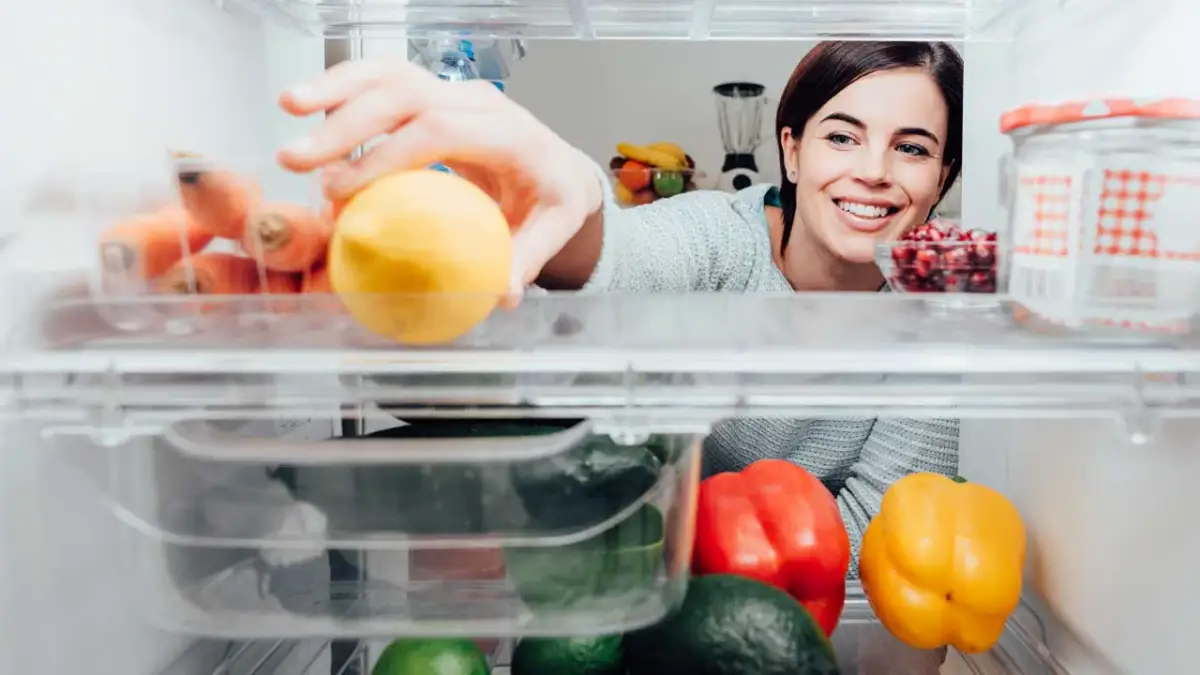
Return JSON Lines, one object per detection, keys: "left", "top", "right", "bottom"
{"left": 277, "top": 41, "right": 963, "bottom": 574}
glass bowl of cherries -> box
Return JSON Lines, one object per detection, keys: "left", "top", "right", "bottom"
{"left": 876, "top": 220, "right": 1000, "bottom": 311}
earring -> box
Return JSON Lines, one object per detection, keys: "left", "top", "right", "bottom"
{"left": 787, "top": 169, "right": 797, "bottom": 181}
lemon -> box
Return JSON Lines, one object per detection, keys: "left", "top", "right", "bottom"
{"left": 329, "top": 170, "right": 512, "bottom": 345}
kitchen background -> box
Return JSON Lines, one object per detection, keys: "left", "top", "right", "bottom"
{"left": 504, "top": 40, "right": 964, "bottom": 215}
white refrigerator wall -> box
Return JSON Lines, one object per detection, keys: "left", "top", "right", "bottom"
{"left": 962, "top": 3, "right": 1200, "bottom": 675}
{"left": 0, "top": 1, "right": 323, "bottom": 674}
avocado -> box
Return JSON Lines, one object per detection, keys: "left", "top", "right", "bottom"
{"left": 506, "top": 503, "right": 665, "bottom": 612}
{"left": 624, "top": 575, "right": 841, "bottom": 675}
{"left": 510, "top": 634, "right": 624, "bottom": 675}
{"left": 509, "top": 430, "right": 664, "bottom": 531}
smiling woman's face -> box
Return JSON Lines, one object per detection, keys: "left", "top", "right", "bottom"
{"left": 781, "top": 67, "right": 951, "bottom": 265}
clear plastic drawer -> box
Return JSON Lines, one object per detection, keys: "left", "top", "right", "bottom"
{"left": 46, "top": 415, "right": 700, "bottom": 638}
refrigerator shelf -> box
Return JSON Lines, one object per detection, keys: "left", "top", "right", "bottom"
{"left": 159, "top": 585, "right": 1063, "bottom": 675}
{"left": 8, "top": 293, "right": 1200, "bottom": 424}
{"left": 224, "top": 0, "right": 1034, "bottom": 41}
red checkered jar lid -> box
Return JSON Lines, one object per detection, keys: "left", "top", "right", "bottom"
{"left": 1000, "top": 98, "right": 1200, "bottom": 134}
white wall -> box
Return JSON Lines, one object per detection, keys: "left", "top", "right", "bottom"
{"left": 505, "top": 40, "right": 963, "bottom": 215}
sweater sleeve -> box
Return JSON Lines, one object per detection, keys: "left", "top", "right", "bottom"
{"left": 582, "top": 160, "right": 770, "bottom": 292}
{"left": 836, "top": 417, "right": 960, "bottom": 578}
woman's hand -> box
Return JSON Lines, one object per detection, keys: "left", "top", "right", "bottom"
{"left": 276, "top": 58, "right": 604, "bottom": 297}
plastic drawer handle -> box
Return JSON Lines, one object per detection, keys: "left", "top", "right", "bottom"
{"left": 163, "top": 418, "right": 595, "bottom": 465}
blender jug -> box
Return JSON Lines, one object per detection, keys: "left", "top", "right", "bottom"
{"left": 713, "top": 82, "right": 767, "bottom": 192}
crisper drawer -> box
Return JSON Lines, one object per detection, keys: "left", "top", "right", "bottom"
{"left": 157, "top": 585, "right": 1056, "bottom": 675}
{"left": 42, "top": 414, "right": 700, "bottom": 638}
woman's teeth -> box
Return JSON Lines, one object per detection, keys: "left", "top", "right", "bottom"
{"left": 836, "top": 200, "right": 892, "bottom": 219}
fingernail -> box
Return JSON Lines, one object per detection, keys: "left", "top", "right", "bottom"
{"left": 282, "top": 135, "right": 316, "bottom": 156}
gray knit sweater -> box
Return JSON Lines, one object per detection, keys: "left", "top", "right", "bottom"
{"left": 583, "top": 182, "right": 959, "bottom": 577}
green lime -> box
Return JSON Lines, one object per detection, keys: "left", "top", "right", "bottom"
{"left": 371, "top": 638, "right": 489, "bottom": 675}
{"left": 511, "top": 635, "right": 625, "bottom": 675}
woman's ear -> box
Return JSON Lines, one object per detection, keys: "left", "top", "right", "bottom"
{"left": 780, "top": 127, "right": 800, "bottom": 182}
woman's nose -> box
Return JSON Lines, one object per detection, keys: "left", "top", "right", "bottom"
{"left": 854, "top": 149, "right": 891, "bottom": 185}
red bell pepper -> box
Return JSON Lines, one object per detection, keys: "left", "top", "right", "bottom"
{"left": 692, "top": 458, "right": 851, "bottom": 636}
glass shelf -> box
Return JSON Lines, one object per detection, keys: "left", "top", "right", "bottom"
{"left": 5, "top": 293, "right": 1200, "bottom": 425}
{"left": 227, "top": 0, "right": 1031, "bottom": 41}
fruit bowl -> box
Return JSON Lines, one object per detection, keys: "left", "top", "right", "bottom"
{"left": 877, "top": 222, "right": 998, "bottom": 294}
{"left": 609, "top": 165, "right": 704, "bottom": 206}
{"left": 877, "top": 221, "right": 1001, "bottom": 313}
{"left": 609, "top": 141, "right": 702, "bottom": 206}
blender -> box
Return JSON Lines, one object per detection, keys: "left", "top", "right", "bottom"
{"left": 713, "top": 82, "right": 767, "bottom": 192}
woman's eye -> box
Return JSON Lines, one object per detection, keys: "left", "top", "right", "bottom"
{"left": 826, "top": 133, "right": 856, "bottom": 146}
{"left": 897, "top": 142, "right": 930, "bottom": 157}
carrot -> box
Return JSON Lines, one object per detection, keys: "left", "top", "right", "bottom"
{"left": 256, "top": 269, "right": 304, "bottom": 314}
{"left": 301, "top": 264, "right": 333, "bottom": 294}
{"left": 157, "top": 252, "right": 259, "bottom": 296}
{"left": 262, "top": 270, "right": 301, "bottom": 294}
{"left": 300, "top": 264, "right": 343, "bottom": 316}
{"left": 241, "top": 202, "right": 332, "bottom": 272}
{"left": 99, "top": 205, "right": 213, "bottom": 280}
{"left": 177, "top": 165, "right": 263, "bottom": 240}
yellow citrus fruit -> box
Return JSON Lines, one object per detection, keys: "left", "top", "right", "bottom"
{"left": 328, "top": 170, "right": 512, "bottom": 345}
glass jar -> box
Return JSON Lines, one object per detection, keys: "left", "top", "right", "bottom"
{"left": 1001, "top": 98, "right": 1200, "bottom": 338}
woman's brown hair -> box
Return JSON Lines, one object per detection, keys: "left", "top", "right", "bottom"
{"left": 776, "top": 41, "right": 963, "bottom": 252}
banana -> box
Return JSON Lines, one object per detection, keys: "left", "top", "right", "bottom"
{"left": 646, "top": 142, "right": 688, "bottom": 164}
{"left": 616, "top": 142, "right": 686, "bottom": 171}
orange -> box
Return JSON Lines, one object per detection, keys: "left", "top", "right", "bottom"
{"left": 328, "top": 170, "right": 512, "bottom": 345}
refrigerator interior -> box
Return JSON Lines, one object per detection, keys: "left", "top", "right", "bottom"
{"left": 3, "top": 0, "right": 1199, "bottom": 674}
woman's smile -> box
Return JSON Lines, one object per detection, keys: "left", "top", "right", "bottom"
{"left": 832, "top": 197, "right": 902, "bottom": 233}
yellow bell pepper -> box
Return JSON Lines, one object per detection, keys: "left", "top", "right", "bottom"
{"left": 859, "top": 473, "right": 1026, "bottom": 654}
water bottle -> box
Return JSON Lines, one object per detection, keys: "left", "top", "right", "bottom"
{"left": 433, "top": 39, "right": 480, "bottom": 83}
{"left": 429, "top": 40, "right": 505, "bottom": 174}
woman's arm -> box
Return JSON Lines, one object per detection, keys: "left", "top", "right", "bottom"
{"left": 836, "top": 417, "right": 960, "bottom": 578}
{"left": 537, "top": 159, "right": 769, "bottom": 292}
